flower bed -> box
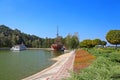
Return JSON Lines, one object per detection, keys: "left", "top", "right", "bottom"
{"left": 74, "top": 49, "right": 95, "bottom": 72}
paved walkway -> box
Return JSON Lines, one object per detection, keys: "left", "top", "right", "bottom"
{"left": 22, "top": 50, "right": 75, "bottom": 80}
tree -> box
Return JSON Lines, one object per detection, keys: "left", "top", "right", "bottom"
{"left": 0, "top": 33, "right": 5, "bottom": 47}
{"left": 80, "top": 39, "right": 93, "bottom": 48}
{"left": 65, "top": 34, "right": 72, "bottom": 49}
{"left": 106, "top": 30, "right": 120, "bottom": 48}
{"left": 92, "top": 39, "right": 102, "bottom": 46}
{"left": 101, "top": 41, "right": 107, "bottom": 47}
{"left": 70, "top": 33, "right": 79, "bottom": 49}
{"left": 1, "top": 25, "right": 81, "bottom": 48}
{"left": 65, "top": 33, "right": 79, "bottom": 49}
{"left": 31, "top": 39, "right": 40, "bottom": 48}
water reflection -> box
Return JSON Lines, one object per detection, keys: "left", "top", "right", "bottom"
{"left": 52, "top": 50, "right": 64, "bottom": 57}
{"left": 0, "top": 50, "right": 58, "bottom": 80}
{"left": 11, "top": 50, "right": 20, "bottom": 53}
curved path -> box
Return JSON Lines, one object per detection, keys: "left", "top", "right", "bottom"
{"left": 22, "top": 50, "right": 75, "bottom": 80}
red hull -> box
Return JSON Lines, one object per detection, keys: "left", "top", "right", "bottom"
{"left": 51, "top": 44, "right": 63, "bottom": 51}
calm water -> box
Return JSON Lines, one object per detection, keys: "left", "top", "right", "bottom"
{"left": 0, "top": 49, "right": 62, "bottom": 80}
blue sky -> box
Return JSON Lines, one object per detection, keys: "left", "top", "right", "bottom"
{"left": 0, "top": 0, "right": 120, "bottom": 41}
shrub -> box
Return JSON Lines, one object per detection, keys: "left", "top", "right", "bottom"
{"left": 65, "top": 48, "right": 120, "bottom": 80}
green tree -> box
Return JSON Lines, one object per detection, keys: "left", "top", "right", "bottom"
{"left": 31, "top": 39, "right": 40, "bottom": 48}
{"left": 80, "top": 39, "right": 93, "bottom": 48}
{"left": 0, "top": 33, "right": 5, "bottom": 47}
{"left": 92, "top": 39, "right": 102, "bottom": 46}
{"left": 101, "top": 41, "right": 107, "bottom": 47}
{"left": 65, "top": 34, "right": 72, "bottom": 49}
{"left": 65, "top": 33, "right": 79, "bottom": 49}
{"left": 70, "top": 33, "right": 79, "bottom": 49}
{"left": 6, "top": 35, "right": 12, "bottom": 47}
{"left": 44, "top": 37, "right": 53, "bottom": 48}
{"left": 0, "top": 25, "right": 66, "bottom": 48}
{"left": 106, "top": 30, "right": 120, "bottom": 48}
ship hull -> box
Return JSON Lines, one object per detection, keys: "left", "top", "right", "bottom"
{"left": 51, "top": 44, "right": 63, "bottom": 51}
{"left": 10, "top": 44, "right": 26, "bottom": 51}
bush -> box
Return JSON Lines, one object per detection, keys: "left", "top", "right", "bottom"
{"left": 109, "top": 53, "right": 120, "bottom": 63}
{"left": 65, "top": 48, "right": 120, "bottom": 80}
{"left": 66, "top": 57, "right": 120, "bottom": 80}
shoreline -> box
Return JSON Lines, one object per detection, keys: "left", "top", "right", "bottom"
{"left": 0, "top": 48, "right": 52, "bottom": 50}
{"left": 0, "top": 48, "right": 10, "bottom": 50}
{"left": 27, "top": 48, "right": 52, "bottom": 51}
{"left": 0, "top": 47, "right": 70, "bottom": 53}
{"left": 22, "top": 50, "right": 75, "bottom": 80}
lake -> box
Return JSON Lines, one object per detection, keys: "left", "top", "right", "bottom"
{"left": 0, "top": 49, "right": 62, "bottom": 80}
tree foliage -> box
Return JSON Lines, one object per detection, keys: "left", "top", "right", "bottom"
{"left": 92, "top": 39, "right": 102, "bottom": 46}
{"left": 70, "top": 33, "right": 79, "bottom": 49}
{"left": 80, "top": 39, "right": 105, "bottom": 48}
{"left": 65, "top": 34, "right": 72, "bottom": 49}
{"left": 101, "top": 41, "right": 107, "bottom": 46}
{"left": 1, "top": 25, "right": 108, "bottom": 49}
{"left": 65, "top": 33, "right": 79, "bottom": 49}
{"left": 106, "top": 30, "right": 120, "bottom": 48}
{"left": 80, "top": 39, "right": 93, "bottom": 48}
{"left": 0, "top": 25, "right": 80, "bottom": 49}
{"left": 0, "top": 25, "right": 55, "bottom": 48}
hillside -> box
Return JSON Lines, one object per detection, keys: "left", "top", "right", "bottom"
{"left": 0, "top": 25, "right": 54, "bottom": 48}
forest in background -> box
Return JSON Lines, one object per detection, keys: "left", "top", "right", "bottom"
{"left": 0, "top": 25, "right": 56, "bottom": 48}
{"left": 2, "top": 25, "right": 118, "bottom": 49}
{"left": 0, "top": 25, "right": 80, "bottom": 49}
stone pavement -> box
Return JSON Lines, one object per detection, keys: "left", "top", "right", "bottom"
{"left": 22, "top": 50, "right": 75, "bottom": 80}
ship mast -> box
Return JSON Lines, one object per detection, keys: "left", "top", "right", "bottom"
{"left": 56, "top": 25, "right": 59, "bottom": 38}
{"left": 55, "top": 25, "right": 61, "bottom": 44}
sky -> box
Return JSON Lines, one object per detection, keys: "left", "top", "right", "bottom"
{"left": 0, "top": 0, "right": 120, "bottom": 41}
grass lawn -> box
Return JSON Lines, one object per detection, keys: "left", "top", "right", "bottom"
{"left": 65, "top": 48, "right": 120, "bottom": 80}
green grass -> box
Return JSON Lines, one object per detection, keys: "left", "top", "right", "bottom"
{"left": 65, "top": 48, "right": 120, "bottom": 80}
